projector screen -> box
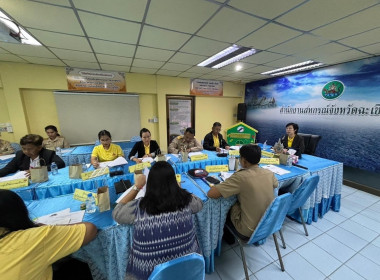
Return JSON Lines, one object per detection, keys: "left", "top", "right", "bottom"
{"left": 54, "top": 91, "right": 140, "bottom": 145}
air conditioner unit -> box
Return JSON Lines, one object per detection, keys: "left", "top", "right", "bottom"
{"left": 0, "top": 20, "right": 21, "bottom": 43}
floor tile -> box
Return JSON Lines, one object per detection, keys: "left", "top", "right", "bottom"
{"left": 346, "top": 254, "right": 380, "bottom": 280}
{"left": 308, "top": 217, "right": 336, "bottom": 233}
{"left": 322, "top": 211, "right": 347, "bottom": 225}
{"left": 254, "top": 262, "right": 293, "bottom": 280}
{"left": 286, "top": 219, "right": 324, "bottom": 240}
{"left": 280, "top": 224, "right": 310, "bottom": 249}
{"left": 312, "top": 233, "right": 356, "bottom": 263}
{"left": 205, "top": 271, "right": 221, "bottom": 280}
{"left": 352, "top": 191, "right": 380, "bottom": 205}
{"left": 360, "top": 244, "right": 380, "bottom": 266}
{"left": 360, "top": 208, "right": 380, "bottom": 223}
{"left": 281, "top": 251, "right": 325, "bottom": 280}
{"left": 339, "top": 219, "right": 378, "bottom": 242}
{"left": 259, "top": 234, "right": 292, "bottom": 261}
{"left": 350, "top": 214, "right": 380, "bottom": 233}
{"left": 340, "top": 185, "right": 357, "bottom": 198}
{"left": 371, "top": 236, "right": 380, "bottom": 248}
{"left": 369, "top": 201, "right": 380, "bottom": 212}
{"left": 232, "top": 244, "right": 275, "bottom": 273}
{"left": 220, "top": 239, "right": 233, "bottom": 253}
{"left": 340, "top": 197, "right": 367, "bottom": 212}
{"left": 337, "top": 205, "right": 357, "bottom": 218}
{"left": 327, "top": 226, "right": 369, "bottom": 251}
{"left": 296, "top": 242, "right": 342, "bottom": 276}
{"left": 215, "top": 248, "right": 251, "bottom": 280}
{"left": 328, "top": 265, "right": 365, "bottom": 280}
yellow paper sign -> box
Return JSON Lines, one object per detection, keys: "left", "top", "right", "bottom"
{"left": 176, "top": 174, "right": 181, "bottom": 183}
{"left": 261, "top": 151, "right": 275, "bottom": 158}
{"left": 229, "top": 150, "right": 239, "bottom": 156}
{"left": 81, "top": 167, "right": 109, "bottom": 180}
{"left": 73, "top": 189, "right": 98, "bottom": 204}
{"left": 205, "top": 165, "right": 229, "bottom": 173}
{"left": 0, "top": 178, "right": 29, "bottom": 190}
{"left": 129, "top": 162, "right": 151, "bottom": 173}
{"left": 259, "top": 158, "right": 280, "bottom": 165}
{"left": 190, "top": 154, "right": 208, "bottom": 161}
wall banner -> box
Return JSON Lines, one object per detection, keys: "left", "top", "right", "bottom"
{"left": 245, "top": 56, "right": 380, "bottom": 172}
{"left": 66, "top": 67, "right": 126, "bottom": 92}
{"left": 190, "top": 79, "right": 223, "bottom": 96}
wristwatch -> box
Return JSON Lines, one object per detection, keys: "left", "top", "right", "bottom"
{"left": 132, "top": 185, "right": 140, "bottom": 191}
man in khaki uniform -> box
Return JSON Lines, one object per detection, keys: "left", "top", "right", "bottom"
{"left": 208, "top": 144, "right": 278, "bottom": 240}
{"left": 0, "top": 139, "right": 15, "bottom": 155}
{"left": 168, "top": 127, "right": 203, "bottom": 154}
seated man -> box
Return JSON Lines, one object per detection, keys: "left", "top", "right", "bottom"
{"left": 207, "top": 144, "right": 278, "bottom": 241}
{"left": 168, "top": 127, "right": 203, "bottom": 154}
{"left": 0, "top": 138, "right": 15, "bottom": 155}
{"left": 203, "top": 122, "right": 230, "bottom": 152}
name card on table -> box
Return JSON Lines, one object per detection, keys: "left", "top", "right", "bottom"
{"left": 73, "top": 189, "right": 98, "bottom": 204}
{"left": 206, "top": 165, "right": 229, "bottom": 173}
{"left": 190, "top": 154, "right": 208, "bottom": 161}
{"left": 129, "top": 162, "right": 151, "bottom": 173}
{"left": 228, "top": 150, "right": 239, "bottom": 156}
{"left": 0, "top": 178, "right": 29, "bottom": 190}
{"left": 259, "top": 158, "right": 280, "bottom": 165}
{"left": 261, "top": 151, "right": 274, "bottom": 158}
{"left": 81, "top": 167, "right": 109, "bottom": 180}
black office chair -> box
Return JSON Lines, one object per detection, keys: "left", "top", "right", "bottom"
{"left": 169, "top": 134, "right": 180, "bottom": 143}
{"left": 298, "top": 133, "right": 321, "bottom": 155}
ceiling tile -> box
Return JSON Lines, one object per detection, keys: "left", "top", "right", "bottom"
{"left": 186, "top": 66, "right": 215, "bottom": 74}
{"left": 131, "top": 67, "right": 158, "bottom": 74}
{"left": 180, "top": 36, "right": 230, "bottom": 56}
{"left": 28, "top": 29, "right": 92, "bottom": 52}
{"left": 21, "top": 56, "right": 66, "bottom": 66}
{"left": 63, "top": 60, "right": 100, "bottom": 69}
{"left": 135, "top": 46, "right": 174, "bottom": 61}
{"left": 338, "top": 27, "right": 380, "bottom": 48}
{"left": 73, "top": 0, "right": 147, "bottom": 22}
{"left": 229, "top": 0, "right": 304, "bottom": 19}
{"left": 1, "top": 1, "right": 84, "bottom": 35}
{"left": 0, "top": 48, "right": 10, "bottom": 54}
{"left": 168, "top": 52, "right": 207, "bottom": 65}
{"left": 35, "top": 0, "right": 71, "bottom": 6}
{"left": 139, "top": 26, "right": 191, "bottom": 50}
{"left": 238, "top": 23, "right": 302, "bottom": 49}
{"left": 312, "top": 5, "right": 380, "bottom": 40}
{"left": 268, "top": 34, "right": 330, "bottom": 55}
{"left": 79, "top": 11, "right": 140, "bottom": 44}
{"left": 156, "top": 69, "right": 180, "bottom": 77}
{"left": 51, "top": 48, "right": 97, "bottom": 62}
{"left": 161, "top": 62, "right": 191, "bottom": 71}
{"left": 276, "top": 0, "right": 379, "bottom": 31}
{"left": 218, "top": 62, "right": 254, "bottom": 71}
{"left": 316, "top": 49, "right": 370, "bottom": 64}
{"left": 244, "top": 65, "right": 275, "bottom": 74}
{"left": 264, "top": 56, "right": 312, "bottom": 68}
{"left": 146, "top": 0, "right": 218, "bottom": 33}
{"left": 100, "top": 64, "right": 130, "bottom": 72}
{"left": 197, "top": 7, "right": 267, "bottom": 43}
{"left": 97, "top": 54, "right": 132, "bottom": 66}
{"left": 132, "top": 59, "right": 165, "bottom": 68}
{"left": 0, "top": 53, "right": 26, "bottom": 62}
{"left": 359, "top": 43, "right": 380, "bottom": 55}
{"left": 295, "top": 43, "right": 351, "bottom": 60}
{"left": 90, "top": 39, "right": 135, "bottom": 56}
{"left": 177, "top": 72, "right": 201, "bottom": 78}
{"left": 199, "top": 74, "right": 225, "bottom": 80}
{"left": 0, "top": 43, "right": 56, "bottom": 58}
{"left": 243, "top": 51, "right": 285, "bottom": 64}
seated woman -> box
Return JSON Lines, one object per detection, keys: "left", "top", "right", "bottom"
{"left": 0, "top": 134, "right": 65, "bottom": 177}
{"left": 43, "top": 125, "right": 70, "bottom": 151}
{"left": 203, "top": 122, "right": 230, "bottom": 152}
{"left": 280, "top": 122, "right": 305, "bottom": 157}
{"left": 91, "top": 130, "right": 124, "bottom": 168}
{"left": 113, "top": 161, "right": 203, "bottom": 279}
{"left": 0, "top": 138, "right": 15, "bottom": 155}
{"left": 0, "top": 189, "right": 97, "bottom": 280}
{"left": 128, "top": 128, "right": 160, "bottom": 163}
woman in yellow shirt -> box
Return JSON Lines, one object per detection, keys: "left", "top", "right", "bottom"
{"left": 91, "top": 130, "right": 124, "bottom": 168}
{"left": 280, "top": 122, "right": 305, "bottom": 157}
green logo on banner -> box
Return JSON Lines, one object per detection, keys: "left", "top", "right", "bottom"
{"left": 322, "top": 80, "right": 345, "bottom": 100}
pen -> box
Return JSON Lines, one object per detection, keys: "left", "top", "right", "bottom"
{"left": 292, "top": 163, "right": 308, "bottom": 170}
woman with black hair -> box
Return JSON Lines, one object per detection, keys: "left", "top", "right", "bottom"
{"left": 43, "top": 125, "right": 70, "bottom": 150}
{"left": 91, "top": 130, "right": 124, "bottom": 168}
{"left": 128, "top": 128, "right": 160, "bottom": 163}
{"left": 281, "top": 122, "right": 305, "bottom": 157}
{"left": 0, "top": 189, "right": 97, "bottom": 280}
{"left": 112, "top": 161, "right": 203, "bottom": 279}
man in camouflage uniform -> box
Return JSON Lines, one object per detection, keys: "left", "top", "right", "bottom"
{"left": 0, "top": 139, "right": 15, "bottom": 155}
{"left": 168, "top": 127, "right": 203, "bottom": 154}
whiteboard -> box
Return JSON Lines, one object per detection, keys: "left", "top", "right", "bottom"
{"left": 54, "top": 91, "right": 140, "bottom": 145}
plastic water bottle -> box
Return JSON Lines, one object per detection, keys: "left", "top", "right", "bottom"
{"left": 263, "top": 141, "right": 268, "bottom": 150}
{"left": 51, "top": 162, "right": 58, "bottom": 175}
{"left": 85, "top": 193, "right": 96, "bottom": 213}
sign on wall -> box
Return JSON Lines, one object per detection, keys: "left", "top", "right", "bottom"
{"left": 66, "top": 68, "right": 126, "bottom": 92}
{"left": 190, "top": 79, "right": 223, "bottom": 96}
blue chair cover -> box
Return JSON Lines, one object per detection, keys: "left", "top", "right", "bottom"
{"left": 287, "top": 175, "right": 320, "bottom": 214}
{"left": 10, "top": 142, "right": 21, "bottom": 152}
{"left": 248, "top": 193, "right": 293, "bottom": 244}
{"left": 130, "top": 136, "right": 141, "bottom": 142}
{"left": 148, "top": 253, "right": 205, "bottom": 280}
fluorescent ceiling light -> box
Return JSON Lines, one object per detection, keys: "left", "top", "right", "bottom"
{"left": 235, "top": 64, "right": 242, "bottom": 71}
{"left": 197, "top": 44, "right": 256, "bottom": 69}
{"left": 0, "top": 10, "right": 41, "bottom": 45}
{"left": 261, "top": 60, "right": 323, "bottom": 76}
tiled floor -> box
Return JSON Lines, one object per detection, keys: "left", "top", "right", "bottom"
{"left": 206, "top": 185, "right": 380, "bottom": 280}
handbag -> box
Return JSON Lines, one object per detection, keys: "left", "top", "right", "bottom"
{"left": 114, "top": 179, "right": 132, "bottom": 194}
{"left": 30, "top": 158, "right": 48, "bottom": 183}
{"left": 97, "top": 186, "right": 110, "bottom": 212}
{"left": 69, "top": 164, "right": 83, "bottom": 179}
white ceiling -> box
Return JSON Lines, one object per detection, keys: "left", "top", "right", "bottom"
{"left": 1, "top": 0, "right": 379, "bottom": 84}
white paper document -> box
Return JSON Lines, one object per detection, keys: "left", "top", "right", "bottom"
{"left": 229, "top": 146, "right": 241, "bottom": 151}
{"left": 0, "top": 171, "right": 28, "bottom": 182}
{"left": 35, "top": 208, "right": 85, "bottom": 225}
{"left": 98, "top": 157, "right": 128, "bottom": 168}
{"left": 116, "top": 168, "right": 149, "bottom": 203}
{"left": 261, "top": 165, "right": 290, "bottom": 175}
{"left": 141, "top": 157, "right": 154, "bottom": 163}
{"left": 220, "top": 171, "right": 233, "bottom": 181}
{"left": 0, "top": 154, "right": 16, "bottom": 161}
{"left": 188, "top": 151, "right": 203, "bottom": 157}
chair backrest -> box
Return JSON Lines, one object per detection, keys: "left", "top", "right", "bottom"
{"left": 148, "top": 253, "right": 205, "bottom": 280}
{"left": 298, "top": 133, "right": 321, "bottom": 155}
{"left": 248, "top": 193, "right": 293, "bottom": 244}
{"left": 287, "top": 175, "right": 320, "bottom": 213}
{"left": 169, "top": 134, "right": 180, "bottom": 143}
{"left": 130, "top": 135, "right": 141, "bottom": 142}
{"left": 10, "top": 142, "right": 21, "bottom": 152}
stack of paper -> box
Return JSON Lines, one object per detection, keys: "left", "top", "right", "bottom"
{"left": 35, "top": 208, "right": 85, "bottom": 225}
{"left": 0, "top": 171, "right": 27, "bottom": 182}
{"left": 261, "top": 165, "right": 291, "bottom": 175}
{"left": 220, "top": 171, "right": 233, "bottom": 181}
{"left": 188, "top": 151, "right": 203, "bottom": 157}
{"left": 98, "top": 157, "right": 128, "bottom": 168}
